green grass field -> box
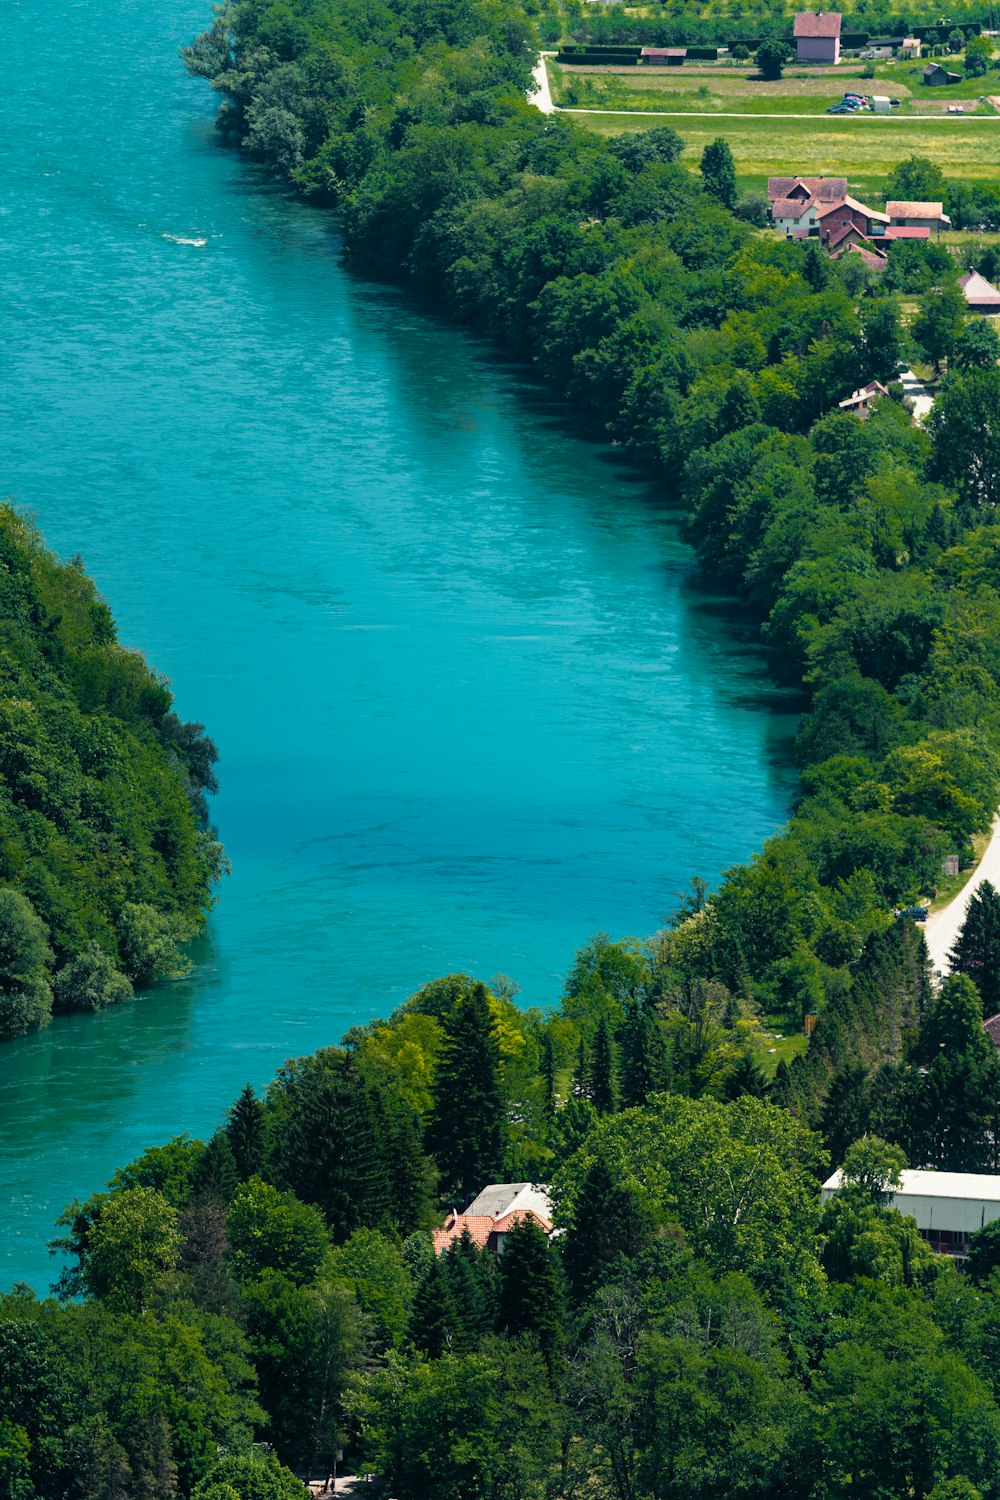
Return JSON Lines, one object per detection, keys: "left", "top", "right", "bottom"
{"left": 551, "top": 54, "right": 998, "bottom": 116}
{"left": 571, "top": 111, "right": 1000, "bottom": 195}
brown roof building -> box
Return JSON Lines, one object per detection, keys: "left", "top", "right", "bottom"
{"left": 960, "top": 270, "right": 1000, "bottom": 314}
{"left": 839, "top": 379, "right": 890, "bottom": 417}
{"left": 768, "top": 175, "right": 847, "bottom": 202}
{"left": 885, "top": 200, "right": 952, "bottom": 233}
{"left": 641, "top": 46, "right": 687, "bottom": 64}
{"left": 794, "top": 10, "right": 842, "bottom": 62}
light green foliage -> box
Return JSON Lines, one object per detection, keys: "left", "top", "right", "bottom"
{"left": 226, "top": 1177, "right": 330, "bottom": 1286}
{"left": 192, "top": 1450, "right": 307, "bottom": 1499}
{"left": 840, "top": 1135, "right": 907, "bottom": 1206}
{"left": 554, "top": 1094, "right": 825, "bottom": 1281}
{"left": 351, "top": 1341, "right": 560, "bottom": 1499}
{"left": 328, "top": 1228, "right": 413, "bottom": 1349}
{"left": 51, "top": 940, "right": 132, "bottom": 1013}
{"left": 80, "top": 1186, "right": 181, "bottom": 1313}
{"left": 0, "top": 887, "right": 52, "bottom": 1036}
{"left": 109, "top": 1134, "right": 205, "bottom": 1208}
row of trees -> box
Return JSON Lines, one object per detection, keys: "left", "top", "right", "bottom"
{"left": 0, "top": 508, "right": 223, "bottom": 1039}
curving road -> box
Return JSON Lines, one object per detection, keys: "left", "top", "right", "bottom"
{"left": 924, "top": 816, "right": 1000, "bottom": 976}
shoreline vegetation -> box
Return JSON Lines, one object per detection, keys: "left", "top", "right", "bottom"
{"left": 179, "top": 0, "right": 1000, "bottom": 1110}
{"left": 0, "top": 507, "right": 223, "bottom": 1041}
{"left": 11, "top": 0, "right": 1000, "bottom": 1496}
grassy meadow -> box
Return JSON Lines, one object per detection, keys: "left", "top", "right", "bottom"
{"left": 570, "top": 109, "right": 1000, "bottom": 195}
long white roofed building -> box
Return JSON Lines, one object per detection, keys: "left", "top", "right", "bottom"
{"left": 822, "top": 1168, "right": 1000, "bottom": 1262}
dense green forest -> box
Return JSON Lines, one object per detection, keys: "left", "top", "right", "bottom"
{"left": 8, "top": 0, "right": 1000, "bottom": 1495}
{"left": 0, "top": 507, "right": 221, "bottom": 1040}
{"left": 10, "top": 931, "right": 1000, "bottom": 1500}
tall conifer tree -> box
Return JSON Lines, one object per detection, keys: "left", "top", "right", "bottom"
{"left": 950, "top": 880, "right": 1000, "bottom": 1016}
{"left": 591, "top": 1019, "right": 616, "bottom": 1116}
{"left": 226, "top": 1084, "right": 266, "bottom": 1181}
{"left": 428, "top": 982, "right": 505, "bottom": 1205}
{"left": 497, "top": 1219, "right": 564, "bottom": 1376}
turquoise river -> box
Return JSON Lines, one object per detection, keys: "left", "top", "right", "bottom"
{"left": 0, "top": 0, "right": 798, "bottom": 1287}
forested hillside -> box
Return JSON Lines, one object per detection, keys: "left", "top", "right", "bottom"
{"left": 9, "top": 944, "right": 1000, "bottom": 1500}
{"left": 185, "top": 0, "right": 1000, "bottom": 1112}
{"left": 0, "top": 506, "right": 222, "bottom": 1038}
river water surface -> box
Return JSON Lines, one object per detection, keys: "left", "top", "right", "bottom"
{"left": 0, "top": 0, "right": 798, "bottom": 1287}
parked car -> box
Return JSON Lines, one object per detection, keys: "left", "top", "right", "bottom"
{"left": 827, "top": 102, "right": 858, "bottom": 112}
{"left": 895, "top": 905, "right": 929, "bottom": 922}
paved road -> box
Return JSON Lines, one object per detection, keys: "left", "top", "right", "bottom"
{"left": 529, "top": 53, "right": 556, "bottom": 114}
{"left": 924, "top": 816, "right": 1000, "bottom": 976}
{"left": 560, "top": 106, "right": 1000, "bottom": 120}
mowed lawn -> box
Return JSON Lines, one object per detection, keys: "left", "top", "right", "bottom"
{"left": 574, "top": 112, "right": 1000, "bottom": 194}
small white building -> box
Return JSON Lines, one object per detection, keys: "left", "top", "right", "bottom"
{"left": 822, "top": 1167, "right": 1000, "bottom": 1259}
{"left": 464, "top": 1182, "right": 554, "bottom": 1220}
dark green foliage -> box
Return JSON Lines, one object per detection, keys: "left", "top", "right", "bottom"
{"left": 496, "top": 1219, "right": 564, "bottom": 1375}
{"left": 700, "top": 138, "right": 736, "bottom": 210}
{"left": 0, "top": 508, "right": 220, "bottom": 1038}
{"left": 227, "top": 1084, "right": 266, "bottom": 1181}
{"left": 562, "top": 1155, "right": 654, "bottom": 1302}
{"left": 950, "top": 881, "right": 1000, "bottom": 1016}
{"left": 755, "top": 38, "right": 790, "bottom": 77}
{"left": 591, "top": 1017, "right": 615, "bottom": 1115}
{"left": 192, "top": 1449, "right": 306, "bottom": 1499}
{"left": 427, "top": 983, "right": 505, "bottom": 1206}
{"left": 191, "top": 1132, "right": 240, "bottom": 1204}
{"left": 408, "top": 1254, "right": 464, "bottom": 1358}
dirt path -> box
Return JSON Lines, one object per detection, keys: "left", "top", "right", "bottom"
{"left": 529, "top": 53, "right": 556, "bottom": 114}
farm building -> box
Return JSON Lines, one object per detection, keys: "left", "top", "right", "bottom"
{"left": 845, "top": 243, "right": 888, "bottom": 271}
{"left": 767, "top": 176, "right": 846, "bottom": 203}
{"left": 923, "top": 61, "right": 961, "bottom": 83}
{"left": 432, "top": 1182, "right": 554, "bottom": 1256}
{"left": 794, "top": 11, "right": 842, "bottom": 63}
{"left": 959, "top": 271, "right": 1000, "bottom": 314}
{"left": 885, "top": 199, "right": 952, "bottom": 233}
{"left": 641, "top": 46, "right": 686, "bottom": 64}
{"left": 818, "top": 195, "right": 889, "bottom": 245}
{"left": 822, "top": 1167, "right": 1000, "bottom": 1261}
{"left": 876, "top": 225, "right": 932, "bottom": 244}
{"left": 838, "top": 380, "right": 890, "bottom": 417}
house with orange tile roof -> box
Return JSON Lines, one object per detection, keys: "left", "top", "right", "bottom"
{"left": 432, "top": 1181, "right": 554, "bottom": 1255}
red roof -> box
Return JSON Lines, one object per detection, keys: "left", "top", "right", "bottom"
{"left": 959, "top": 271, "right": 1000, "bottom": 308}
{"left": 772, "top": 196, "right": 816, "bottom": 219}
{"left": 768, "top": 176, "right": 846, "bottom": 202}
{"left": 794, "top": 11, "right": 843, "bottom": 37}
{"left": 431, "top": 1207, "right": 553, "bottom": 1254}
{"left": 817, "top": 195, "right": 889, "bottom": 223}
{"left": 880, "top": 225, "right": 931, "bottom": 240}
{"left": 846, "top": 245, "right": 888, "bottom": 270}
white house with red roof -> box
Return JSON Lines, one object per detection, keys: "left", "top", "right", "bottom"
{"left": 432, "top": 1182, "right": 554, "bottom": 1255}
{"left": 794, "top": 11, "right": 842, "bottom": 63}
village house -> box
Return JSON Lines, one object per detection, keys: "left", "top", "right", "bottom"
{"left": 767, "top": 176, "right": 847, "bottom": 234}
{"left": 838, "top": 379, "right": 890, "bottom": 417}
{"left": 923, "top": 61, "right": 961, "bottom": 84}
{"left": 818, "top": 195, "right": 889, "bottom": 246}
{"left": 899, "top": 36, "right": 921, "bottom": 57}
{"left": 877, "top": 225, "right": 932, "bottom": 245}
{"left": 844, "top": 243, "right": 888, "bottom": 272}
{"left": 959, "top": 270, "right": 1000, "bottom": 315}
{"left": 641, "top": 46, "right": 686, "bottom": 64}
{"left": 794, "top": 10, "right": 842, "bottom": 62}
{"left": 984, "top": 1013, "right": 1000, "bottom": 1047}
{"left": 432, "top": 1181, "right": 554, "bottom": 1256}
{"left": 885, "top": 199, "right": 952, "bottom": 233}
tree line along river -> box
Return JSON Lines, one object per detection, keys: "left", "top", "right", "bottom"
{"left": 0, "top": 0, "right": 797, "bottom": 1286}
